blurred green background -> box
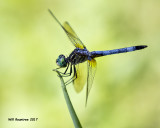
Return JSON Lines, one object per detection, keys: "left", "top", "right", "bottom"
{"left": 0, "top": 0, "right": 160, "bottom": 128}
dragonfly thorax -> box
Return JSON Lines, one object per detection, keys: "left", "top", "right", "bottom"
{"left": 68, "top": 48, "right": 90, "bottom": 65}
{"left": 56, "top": 54, "right": 68, "bottom": 67}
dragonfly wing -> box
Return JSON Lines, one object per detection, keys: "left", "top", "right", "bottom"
{"left": 48, "top": 10, "right": 85, "bottom": 49}
{"left": 86, "top": 58, "right": 97, "bottom": 106}
{"left": 63, "top": 22, "right": 86, "bottom": 49}
{"left": 73, "top": 62, "right": 87, "bottom": 93}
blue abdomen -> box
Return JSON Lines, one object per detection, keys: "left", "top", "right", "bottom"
{"left": 91, "top": 45, "right": 147, "bottom": 58}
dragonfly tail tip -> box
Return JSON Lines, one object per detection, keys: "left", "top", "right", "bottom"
{"left": 136, "top": 45, "right": 148, "bottom": 50}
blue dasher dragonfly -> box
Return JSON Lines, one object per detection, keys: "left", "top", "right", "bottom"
{"left": 49, "top": 9, "right": 147, "bottom": 105}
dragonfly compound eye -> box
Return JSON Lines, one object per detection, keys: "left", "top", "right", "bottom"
{"left": 56, "top": 54, "right": 67, "bottom": 67}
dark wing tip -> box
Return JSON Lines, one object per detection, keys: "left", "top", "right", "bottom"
{"left": 135, "top": 45, "right": 148, "bottom": 50}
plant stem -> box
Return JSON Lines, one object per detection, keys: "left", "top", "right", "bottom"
{"left": 54, "top": 69, "right": 82, "bottom": 128}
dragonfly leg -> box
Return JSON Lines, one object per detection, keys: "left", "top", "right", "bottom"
{"left": 55, "top": 70, "right": 70, "bottom": 77}
{"left": 53, "top": 63, "right": 71, "bottom": 77}
{"left": 65, "top": 65, "right": 77, "bottom": 86}
{"left": 60, "top": 63, "right": 73, "bottom": 77}
{"left": 60, "top": 63, "right": 71, "bottom": 77}
{"left": 64, "top": 63, "right": 70, "bottom": 74}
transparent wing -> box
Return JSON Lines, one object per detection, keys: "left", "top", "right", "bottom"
{"left": 49, "top": 9, "right": 85, "bottom": 49}
{"left": 73, "top": 62, "right": 87, "bottom": 93}
{"left": 86, "top": 59, "right": 97, "bottom": 106}
{"left": 63, "top": 22, "right": 86, "bottom": 49}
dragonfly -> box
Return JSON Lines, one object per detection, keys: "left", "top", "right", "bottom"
{"left": 49, "top": 9, "right": 147, "bottom": 105}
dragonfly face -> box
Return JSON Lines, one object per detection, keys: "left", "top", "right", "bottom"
{"left": 56, "top": 54, "right": 68, "bottom": 67}
{"left": 49, "top": 9, "right": 147, "bottom": 106}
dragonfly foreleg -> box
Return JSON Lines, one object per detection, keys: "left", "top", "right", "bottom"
{"left": 64, "top": 63, "right": 70, "bottom": 74}
{"left": 55, "top": 63, "right": 72, "bottom": 78}
{"left": 54, "top": 70, "right": 70, "bottom": 77}
{"left": 53, "top": 63, "right": 71, "bottom": 77}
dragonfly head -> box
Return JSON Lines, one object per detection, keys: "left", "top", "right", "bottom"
{"left": 56, "top": 54, "right": 67, "bottom": 67}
